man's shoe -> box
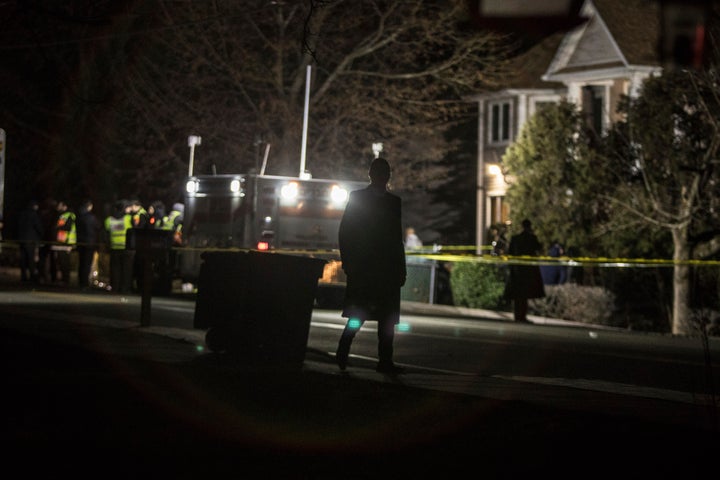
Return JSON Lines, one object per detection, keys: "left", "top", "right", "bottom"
{"left": 376, "top": 363, "right": 405, "bottom": 374}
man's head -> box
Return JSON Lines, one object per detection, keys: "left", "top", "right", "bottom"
{"left": 369, "top": 157, "right": 391, "bottom": 186}
{"left": 115, "top": 200, "right": 128, "bottom": 216}
{"left": 521, "top": 219, "right": 532, "bottom": 230}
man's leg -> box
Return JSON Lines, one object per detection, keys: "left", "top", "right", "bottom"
{"left": 376, "top": 319, "right": 406, "bottom": 374}
{"left": 336, "top": 318, "right": 363, "bottom": 371}
{"left": 377, "top": 320, "right": 396, "bottom": 367}
{"left": 19, "top": 244, "right": 30, "bottom": 281}
{"left": 514, "top": 297, "right": 529, "bottom": 322}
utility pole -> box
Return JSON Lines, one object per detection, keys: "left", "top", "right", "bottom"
{"left": 299, "top": 65, "right": 311, "bottom": 178}
{"left": 188, "top": 135, "right": 202, "bottom": 176}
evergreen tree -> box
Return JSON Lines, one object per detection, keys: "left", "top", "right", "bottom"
{"left": 502, "top": 101, "right": 603, "bottom": 255}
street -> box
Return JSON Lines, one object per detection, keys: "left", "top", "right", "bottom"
{"left": 4, "top": 287, "right": 718, "bottom": 402}
{"left": 1, "top": 286, "right": 718, "bottom": 477}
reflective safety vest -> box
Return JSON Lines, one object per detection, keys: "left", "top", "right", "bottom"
{"left": 56, "top": 211, "right": 77, "bottom": 245}
{"left": 105, "top": 215, "right": 133, "bottom": 250}
{"left": 162, "top": 210, "right": 181, "bottom": 231}
{"left": 132, "top": 207, "right": 149, "bottom": 228}
{"left": 162, "top": 210, "right": 183, "bottom": 244}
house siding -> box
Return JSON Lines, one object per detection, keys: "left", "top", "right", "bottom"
{"left": 471, "top": 0, "right": 661, "bottom": 249}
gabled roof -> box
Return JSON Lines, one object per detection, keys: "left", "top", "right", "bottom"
{"left": 504, "top": 32, "right": 567, "bottom": 89}
{"left": 544, "top": 0, "right": 660, "bottom": 80}
{"left": 464, "top": 30, "right": 566, "bottom": 101}
{"left": 594, "top": 0, "right": 660, "bottom": 65}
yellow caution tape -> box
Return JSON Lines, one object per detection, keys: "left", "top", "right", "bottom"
{"left": 416, "top": 253, "right": 720, "bottom": 267}
{"left": 168, "top": 246, "right": 720, "bottom": 266}
{"left": 4, "top": 240, "right": 717, "bottom": 267}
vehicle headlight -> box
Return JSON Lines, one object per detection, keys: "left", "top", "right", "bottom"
{"left": 186, "top": 180, "right": 199, "bottom": 193}
{"left": 330, "top": 185, "right": 349, "bottom": 204}
{"left": 281, "top": 181, "right": 299, "bottom": 199}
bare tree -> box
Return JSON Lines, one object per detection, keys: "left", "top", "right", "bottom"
{"left": 101, "top": 0, "right": 508, "bottom": 193}
{"left": 1, "top": 0, "right": 509, "bottom": 231}
{"left": 600, "top": 69, "right": 720, "bottom": 335}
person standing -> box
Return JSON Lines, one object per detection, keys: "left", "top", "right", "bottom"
{"left": 490, "top": 224, "right": 508, "bottom": 256}
{"left": 129, "top": 198, "right": 150, "bottom": 229}
{"left": 147, "top": 201, "right": 166, "bottom": 229}
{"left": 17, "top": 200, "right": 43, "bottom": 283}
{"left": 162, "top": 203, "right": 184, "bottom": 241}
{"left": 162, "top": 202, "right": 185, "bottom": 278}
{"left": 540, "top": 240, "right": 567, "bottom": 286}
{"left": 104, "top": 200, "right": 133, "bottom": 294}
{"left": 53, "top": 200, "right": 76, "bottom": 285}
{"left": 127, "top": 198, "right": 150, "bottom": 291}
{"left": 38, "top": 198, "right": 58, "bottom": 283}
{"left": 76, "top": 199, "right": 100, "bottom": 289}
{"left": 335, "top": 158, "right": 407, "bottom": 374}
{"left": 404, "top": 227, "right": 423, "bottom": 249}
{"left": 505, "top": 219, "right": 545, "bottom": 323}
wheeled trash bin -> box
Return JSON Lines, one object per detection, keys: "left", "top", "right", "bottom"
{"left": 194, "top": 251, "right": 326, "bottom": 368}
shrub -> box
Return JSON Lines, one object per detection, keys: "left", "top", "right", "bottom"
{"left": 531, "top": 284, "right": 616, "bottom": 325}
{"left": 449, "top": 261, "right": 507, "bottom": 309}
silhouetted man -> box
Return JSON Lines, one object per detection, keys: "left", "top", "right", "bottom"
{"left": 76, "top": 199, "right": 100, "bottom": 289}
{"left": 505, "top": 218, "right": 545, "bottom": 322}
{"left": 17, "top": 200, "right": 43, "bottom": 283}
{"left": 336, "top": 157, "right": 407, "bottom": 374}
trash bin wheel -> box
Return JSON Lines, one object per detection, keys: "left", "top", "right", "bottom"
{"left": 205, "top": 326, "right": 229, "bottom": 353}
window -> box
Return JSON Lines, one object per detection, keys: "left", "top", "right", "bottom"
{"left": 582, "top": 85, "right": 606, "bottom": 135}
{"left": 489, "top": 100, "right": 511, "bottom": 144}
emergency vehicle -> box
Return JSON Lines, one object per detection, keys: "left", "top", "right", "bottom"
{"left": 180, "top": 173, "right": 367, "bottom": 306}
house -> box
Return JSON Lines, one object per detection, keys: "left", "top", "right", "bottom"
{"left": 467, "top": 0, "right": 662, "bottom": 250}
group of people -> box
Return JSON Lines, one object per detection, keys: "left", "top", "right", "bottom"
{"left": 104, "top": 198, "right": 184, "bottom": 294}
{"left": 16, "top": 197, "right": 184, "bottom": 293}
{"left": 17, "top": 198, "right": 95, "bottom": 287}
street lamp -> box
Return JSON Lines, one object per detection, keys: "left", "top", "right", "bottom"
{"left": 188, "top": 135, "right": 202, "bottom": 177}
{"left": 372, "top": 142, "right": 383, "bottom": 158}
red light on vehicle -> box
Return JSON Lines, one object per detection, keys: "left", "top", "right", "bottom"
{"left": 257, "top": 241, "right": 270, "bottom": 251}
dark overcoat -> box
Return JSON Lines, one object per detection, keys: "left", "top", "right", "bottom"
{"left": 505, "top": 230, "right": 545, "bottom": 300}
{"left": 18, "top": 205, "right": 43, "bottom": 242}
{"left": 76, "top": 208, "right": 100, "bottom": 245}
{"left": 339, "top": 186, "right": 406, "bottom": 324}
